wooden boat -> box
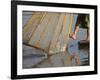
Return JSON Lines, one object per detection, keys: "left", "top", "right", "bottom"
{"left": 23, "top": 11, "right": 78, "bottom": 54}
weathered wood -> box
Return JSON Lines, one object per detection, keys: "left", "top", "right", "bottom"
{"left": 29, "top": 13, "right": 60, "bottom": 52}
{"left": 23, "top": 12, "right": 75, "bottom": 54}
{"left": 28, "top": 13, "right": 53, "bottom": 47}
{"left": 38, "top": 13, "right": 60, "bottom": 51}
{"left": 49, "top": 13, "right": 65, "bottom": 53}
{"left": 50, "top": 13, "right": 73, "bottom": 53}
{"left": 23, "top": 42, "right": 48, "bottom": 53}
{"left": 23, "top": 12, "right": 45, "bottom": 43}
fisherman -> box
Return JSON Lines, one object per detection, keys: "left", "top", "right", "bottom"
{"left": 70, "top": 14, "right": 90, "bottom": 41}
{"left": 68, "top": 14, "right": 90, "bottom": 65}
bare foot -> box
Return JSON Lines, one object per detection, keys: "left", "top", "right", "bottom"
{"left": 69, "top": 34, "right": 76, "bottom": 40}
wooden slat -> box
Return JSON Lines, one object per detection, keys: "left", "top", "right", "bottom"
{"left": 49, "top": 13, "right": 65, "bottom": 53}
{"left": 23, "top": 12, "right": 75, "bottom": 54}
{"left": 28, "top": 13, "right": 53, "bottom": 48}
{"left": 49, "top": 13, "right": 73, "bottom": 53}
{"left": 23, "top": 12, "right": 45, "bottom": 43}
{"left": 37, "top": 13, "right": 60, "bottom": 51}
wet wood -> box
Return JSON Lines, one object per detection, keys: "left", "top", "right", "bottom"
{"left": 49, "top": 14, "right": 65, "bottom": 53}
{"left": 23, "top": 42, "right": 48, "bottom": 53}
{"left": 53, "top": 13, "right": 73, "bottom": 53}
{"left": 28, "top": 13, "right": 53, "bottom": 48}
{"left": 23, "top": 12, "right": 75, "bottom": 54}
{"left": 23, "top": 12, "right": 45, "bottom": 43}
{"left": 36, "top": 13, "right": 60, "bottom": 51}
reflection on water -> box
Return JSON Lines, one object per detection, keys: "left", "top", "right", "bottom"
{"left": 79, "top": 49, "right": 89, "bottom": 66}
{"left": 23, "top": 41, "right": 89, "bottom": 68}
{"left": 67, "top": 39, "right": 89, "bottom": 66}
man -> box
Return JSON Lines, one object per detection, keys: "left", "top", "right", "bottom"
{"left": 68, "top": 14, "right": 90, "bottom": 65}
{"left": 70, "top": 14, "right": 90, "bottom": 41}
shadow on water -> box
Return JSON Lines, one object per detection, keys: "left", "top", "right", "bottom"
{"left": 78, "top": 41, "right": 89, "bottom": 66}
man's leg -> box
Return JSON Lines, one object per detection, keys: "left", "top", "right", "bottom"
{"left": 70, "top": 25, "right": 79, "bottom": 40}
